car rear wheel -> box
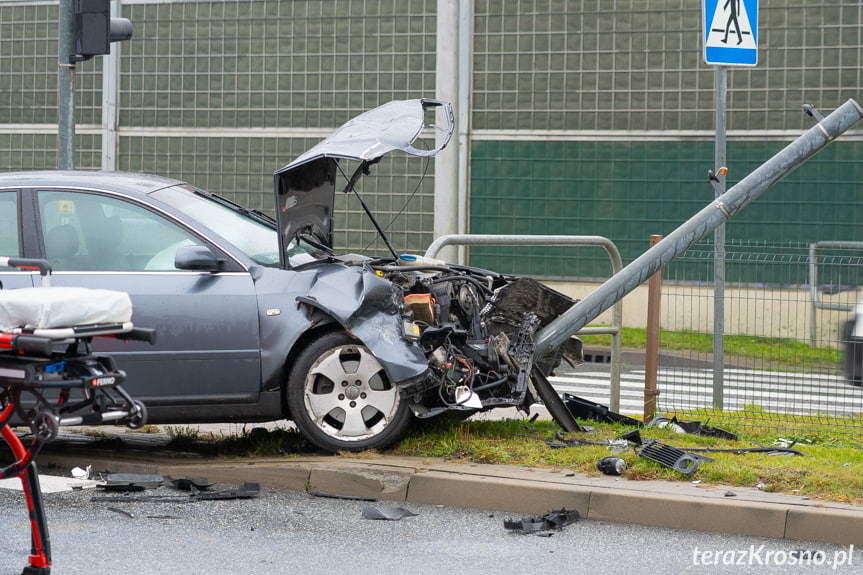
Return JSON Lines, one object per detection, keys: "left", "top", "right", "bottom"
{"left": 287, "top": 331, "right": 413, "bottom": 452}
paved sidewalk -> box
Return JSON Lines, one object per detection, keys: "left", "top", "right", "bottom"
{"left": 29, "top": 426, "right": 863, "bottom": 548}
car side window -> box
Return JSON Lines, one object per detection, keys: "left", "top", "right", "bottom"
{"left": 0, "top": 192, "right": 19, "bottom": 265}
{"left": 38, "top": 190, "right": 202, "bottom": 272}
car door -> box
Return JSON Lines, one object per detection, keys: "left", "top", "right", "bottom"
{"left": 32, "top": 187, "right": 263, "bottom": 409}
{"left": 0, "top": 190, "right": 38, "bottom": 290}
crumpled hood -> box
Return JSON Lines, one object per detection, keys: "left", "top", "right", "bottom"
{"left": 273, "top": 99, "right": 453, "bottom": 261}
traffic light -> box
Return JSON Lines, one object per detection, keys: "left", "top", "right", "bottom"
{"left": 75, "top": 0, "right": 133, "bottom": 57}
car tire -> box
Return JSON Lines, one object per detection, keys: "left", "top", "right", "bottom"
{"left": 287, "top": 331, "right": 413, "bottom": 452}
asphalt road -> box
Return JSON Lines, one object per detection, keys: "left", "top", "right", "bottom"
{"left": 0, "top": 480, "right": 856, "bottom": 575}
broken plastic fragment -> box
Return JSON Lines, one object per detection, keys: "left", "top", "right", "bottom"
{"left": 562, "top": 393, "right": 641, "bottom": 426}
{"left": 71, "top": 465, "right": 91, "bottom": 479}
{"left": 504, "top": 508, "right": 580, "bottom": 534}
{"left": 166, "top": 476, "right": 215, "bottom": 491}
{"left": 596, "top": 457, "right": 626, "bottom": 476}
{"left": 637, "top": 440, "right": 707, "bottom": 475}
{"left": 99, "top": 473, "right": 164, "bottom": 490}
{"left": 361, "top": 506, "right": 418, "bottom": 521}
{"left": 309, "top": 491, "right": 377, "bottom": 501}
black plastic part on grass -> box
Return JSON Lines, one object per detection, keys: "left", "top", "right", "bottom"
{"left": 596, "top": 456, "right": 627, "bottom": 475}
{"left": 668, "top": 417, "right": 739, "bottom": 441}
{"left": 637, "top": 440, "right": 709, "bottom": 475}
{"left": 562, "top": 393, "right": 642, "bottom": 427}
{"left": 620, "top": 429, "right": 644, "bottom": 446}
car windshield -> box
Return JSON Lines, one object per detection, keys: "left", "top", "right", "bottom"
{"left": 151, "top": 185, "right": 281, "bottom": 266}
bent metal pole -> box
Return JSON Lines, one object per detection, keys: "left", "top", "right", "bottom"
{"left": 534, "top": 98, "right": 863, "bottom": 361}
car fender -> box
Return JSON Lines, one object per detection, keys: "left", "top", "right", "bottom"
{"left": 295, "top": 263, "right": 429, "bottom": 384}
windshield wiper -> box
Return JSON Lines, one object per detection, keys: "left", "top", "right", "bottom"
{"left": 194, "top": 190, "right": 277, "bottom": 227}
{"left": 295, "top": 231, "right": 335, "bottom": 256}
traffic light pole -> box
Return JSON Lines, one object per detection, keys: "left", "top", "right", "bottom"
{"left": 58, "top": 0, "right": 76, "bottom": 170}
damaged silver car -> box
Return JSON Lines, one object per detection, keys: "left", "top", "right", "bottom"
{"left": 273, "top": 99, "right": 583, "bottom": 451}
{"left": 0, "top": 99, "right": 582, "bottom": 452}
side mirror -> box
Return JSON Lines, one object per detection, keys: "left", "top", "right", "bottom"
{"left": 174, "top": 245, "right": 223, "bottom": 272}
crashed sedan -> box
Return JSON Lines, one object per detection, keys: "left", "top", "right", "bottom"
{"left": 0, "top": 99, "right": 582, "bottom": 452}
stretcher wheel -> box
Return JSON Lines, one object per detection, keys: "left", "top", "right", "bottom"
{"left": 30, "top": 411, "right": 59, "bottom": 442}
{"left": 126, "top": 400, "right": 147, "bottom": 429}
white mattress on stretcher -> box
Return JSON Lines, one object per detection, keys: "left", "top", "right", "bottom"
{"left": 0, "top": 287, "right": 133, "bottom": 331}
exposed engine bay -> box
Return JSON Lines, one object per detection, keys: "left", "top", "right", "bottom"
{"left": 372, "top": 257, "right": 583, "bottom": 418}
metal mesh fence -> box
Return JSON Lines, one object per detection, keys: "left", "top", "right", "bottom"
{"left": 0, "top": 0, "right": 439, "bottom": 257}
{"left": 656, "top": 240, "right": 863, "bottom": 439}
{"left": 116, "top": 0, "right": 439, "bottom": 257}
{"left": 471, "top": 0, "right": 863, "bottom": 132}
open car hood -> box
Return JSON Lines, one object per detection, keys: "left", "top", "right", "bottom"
{"left": 273, "top": 99, "right": 454, "bottom": 265}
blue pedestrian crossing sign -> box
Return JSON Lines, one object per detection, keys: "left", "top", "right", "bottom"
{"left": 703, "top": 0, "right": 758, "bottom": 66}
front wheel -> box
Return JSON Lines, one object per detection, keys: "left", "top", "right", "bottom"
{"left": 287, "top": 331, "right": 413, "bottom": 452}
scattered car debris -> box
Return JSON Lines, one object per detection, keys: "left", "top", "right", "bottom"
{"left": 596, "top": 456, "right": 626, "bottom": 476}
{"left": 549, "top": 423, "right": 805, "bottom": 479}
{"left": 91, "top": 482, "right": 260, "bottom": 503}
{"left": 193, "top": 482, "right": 260, "bottom": 500}
{"left": 684, "top": 445, "right": 808, "bottom": 457}
{"left": 504, "top": 508, "right": 580, "bottom": 535}
{"left": 97, "top": 473, "right": 164, "bottom": 491}
{"left": 773, "top": 437, "right": 809, "bottom": 449}
{"left": 71, "top": 466, "right": 92, "bottom": 480}
{"left": 619, "top": 429, "right": 643, "bottom": 446}
{"left": 561, "top": 394, "right": 738, "bottom": 441}
{"left": 545, "top": 431, "right": 627, "bottom": 451}
{"left": 166, "top": 476, "right": 215, "bottom": 491}
{"left": 361, "top": 506, "right": 419, "bottom": 521}
{"left": 725, "top": 491, "right": 737, "bottom": 497}
{"left": 646, "top": 415, "right": 686, "bottom": 434}
{"left": 308, "top": 491, "right": 377, "bottom": 502}
{"left": 562, "top": 393, "right": 641, "bottom": 426}
{"left": 636, "top": 439, "right": 710, "bottom": 476}
{"left": 107, "top": 507, "right": 135, "bottom": 518}
{"left": 663, "top": 418, "right": 739, "bottom": 441}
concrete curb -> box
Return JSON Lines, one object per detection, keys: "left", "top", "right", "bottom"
{"left": 33, "top": 450, "right": 863, "bottom": 547}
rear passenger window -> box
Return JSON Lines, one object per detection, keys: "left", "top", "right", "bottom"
{"left": 0, "top": 192, "right": 19, "bottom": 264}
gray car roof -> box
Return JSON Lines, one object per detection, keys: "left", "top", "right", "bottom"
{"left": 0, "top": 170, "right": 184, "bottom": 196}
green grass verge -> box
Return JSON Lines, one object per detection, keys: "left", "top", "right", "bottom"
{"left": 388, "top": 415, "right": 863, "bottom": 506}
{"left": 580, "top": 326, "right": 841, "bottom": 372}
{"left": 162, "top": 413, "right": 863, "bottom": 507}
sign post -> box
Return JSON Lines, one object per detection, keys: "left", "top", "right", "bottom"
{"left": 702, "top": 0, "right": 758, "bottom": 410}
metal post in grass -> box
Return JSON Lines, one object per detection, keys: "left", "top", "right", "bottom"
{"left": 644, "top": 234, "right": 663, "bottom": 422}
{"left": 713, "top": 66, "right": 727, "bottom": 411}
